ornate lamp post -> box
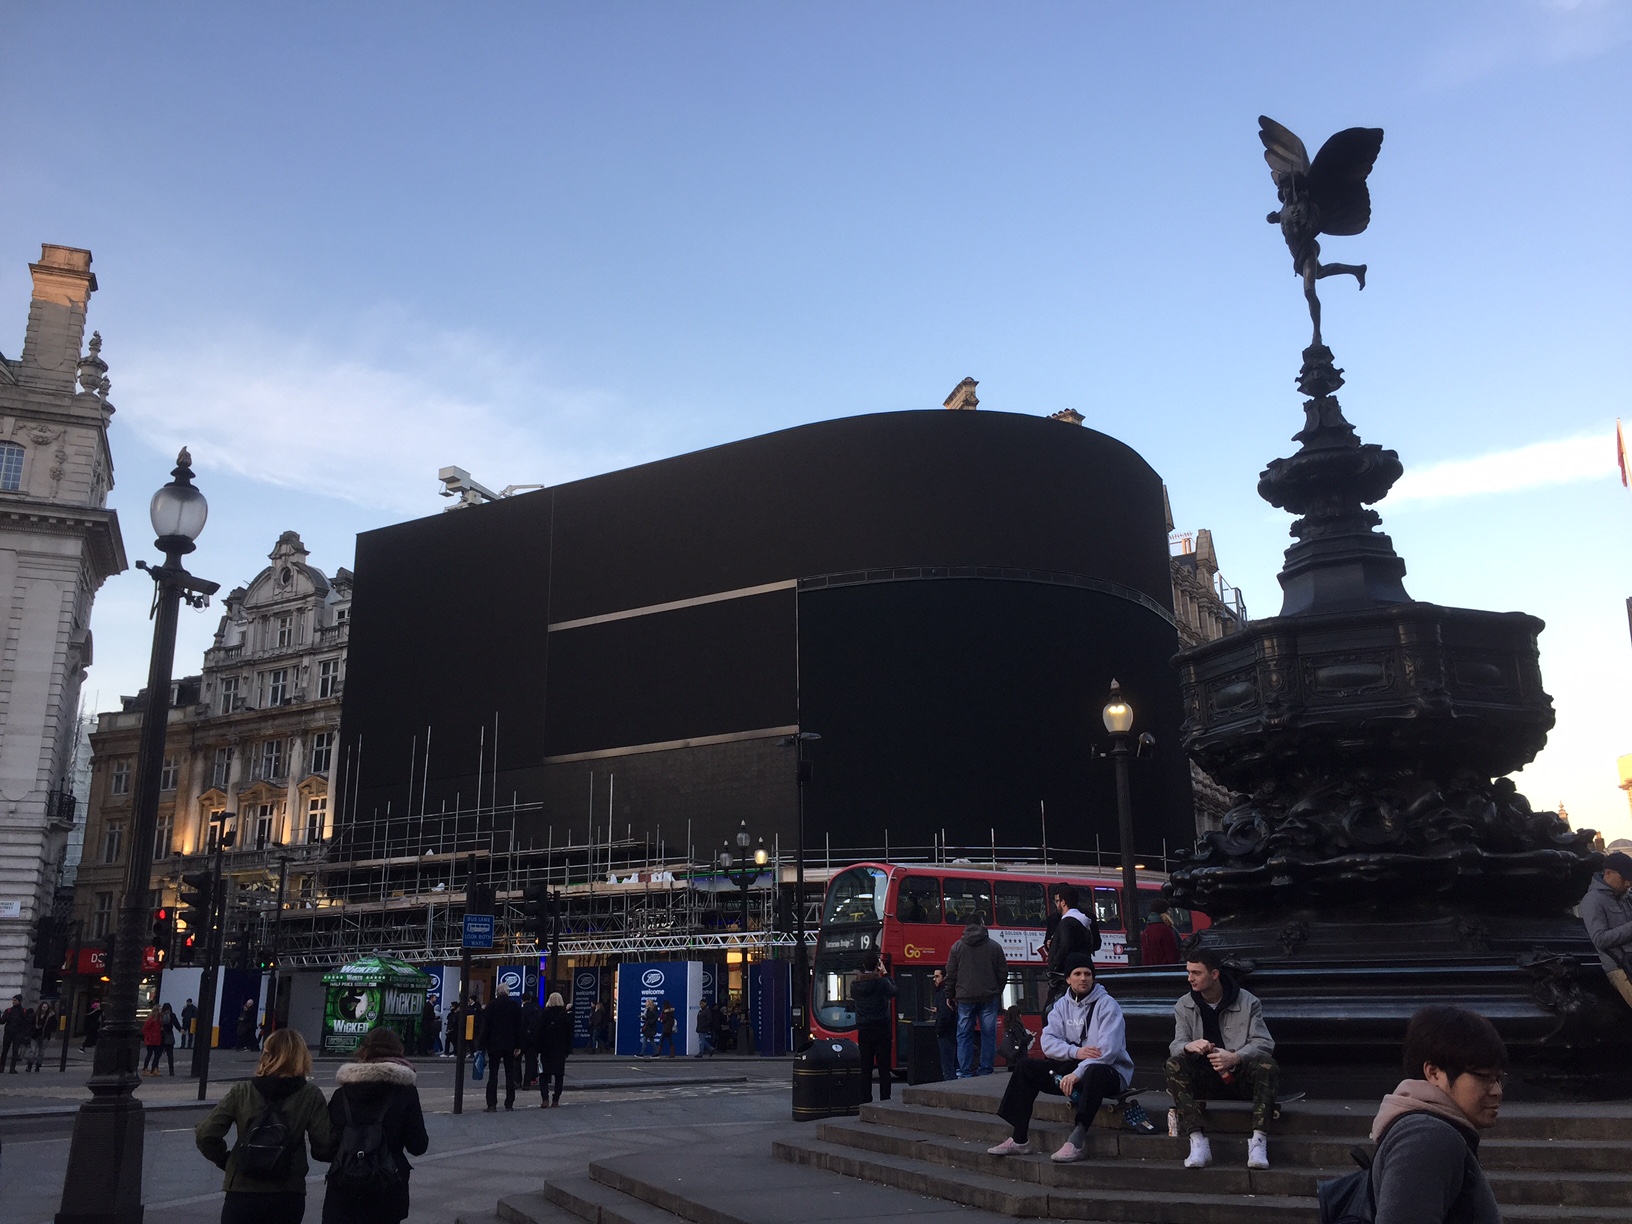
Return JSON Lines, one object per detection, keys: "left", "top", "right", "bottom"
{"left": 780, "top": 730, "right": 820, "bottom": 1049}
{"left": 1101, "top": 680, "right": 1141, "bottom": 968}
{"left": 718, "top": 821, "right": 767, "bottom": 939}
{"left": 57, "top": 450, "right": 218, "bottom": 1224}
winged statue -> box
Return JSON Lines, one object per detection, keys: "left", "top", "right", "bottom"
{"left": 1259, "top": 116, "right": 1384, "bottom": 348}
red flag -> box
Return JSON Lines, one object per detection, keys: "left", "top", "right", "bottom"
{"left": 1620, "top": 420, "right": 1629, "bottom": 489}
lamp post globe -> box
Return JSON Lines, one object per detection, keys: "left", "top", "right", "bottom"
{"left": 1102, "top": 679, "right": 1142, "bottom": 967}
{"left": 148, "top": 447, "right": 208, "bottom": 555}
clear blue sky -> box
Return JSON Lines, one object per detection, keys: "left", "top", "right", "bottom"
{"left": 4, "top": 2, "right": 1629, "bottom": 836}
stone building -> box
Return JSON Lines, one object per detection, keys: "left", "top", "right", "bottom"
{"left": 0, "top": 245, "right": 126, "bottom": 1001}
{"left": 70, "top": 532, "right": 349, "bottom": 1000}
{"left": 1170, "top": 527, "right": 1247, "bottom": 832}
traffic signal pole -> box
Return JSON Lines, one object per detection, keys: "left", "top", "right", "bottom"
{"left": 192, "top": 833, "right": 232, "bottom": 1099}
{"left": 263, "top": 857, "right": 288, "bottom": 1034}
{"left": 58, "top": 920, "right": 82, "bottom": 1073}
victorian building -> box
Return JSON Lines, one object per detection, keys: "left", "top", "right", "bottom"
{"left": 1170, "top": 527, "right": 1247, "bottom": 832}
{"left": 0, "top": 245, "right": 126, "bottom": 1001}
{"left": 71, "top": 532, "right": 349, "bottom": 990}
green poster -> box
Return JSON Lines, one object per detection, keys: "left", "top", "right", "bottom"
{"left": 321, "top": 955, "right": 431, "bottom": 1055}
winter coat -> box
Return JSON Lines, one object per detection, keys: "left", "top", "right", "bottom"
{"left": 142, "top": 1013, "right": 163, "bottom": 1046}
{"left": 850, "top": 972, "right": 898, "bottom": 1026}
{"left": 2, "top": 1003, "right": 31, "bottom": 1039}
{"left": 479, "top": 995, "right": 524, "bottom": 1053}
{"left": 1580, "top": 873, "right": 1632, "bottom": 975}
{"left": 1169, "top": 980, "right": 1275, "bottom": 1062}
{"left": 195, "top": 1074, "right": 333, "bottom": 1194}
{"left": 319, "top": 1058, "right": 428, "bottom": 1224}
{"left": 1047, "top": 907, "right": 1100, "bottom": 976}
{"left": 1140, "top": 917, "right": 1181, "bottom": 966}
{"left": 944, "top": 924, "right": 1008, "bottom": 1003}
{"left": 1369, "top": 1080, "right": 1501, "bottom": 1224}
{"left": 640, "top": 1005, "right": 659, "bottom": 1038}
{"left": 539, "top": 1005, "right": 573, "bottom": 1072}
{"left": 1040, "top": 981, "right": 1134, "bottom": 1089}
{"left": 520, "top": 1000, "right": 543, "bottom": 1050}
{"left": 160, "top": 1010, "right": 181, "bottom": 1046}
{"left": 660, "top": 1005, "right": 676, "bottom": 1037}
{"left": 932, "top": 982, "right": 956, "bottom": 1036}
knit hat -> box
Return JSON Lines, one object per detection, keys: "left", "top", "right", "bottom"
{"left": 1061, "top": 952, "right": 1095, "bottom": 976}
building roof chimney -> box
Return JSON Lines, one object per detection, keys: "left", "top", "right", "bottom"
{"left": 943, "top": 378, "right": 979, "bottom": 411}
{"left": 20, "top": 245, "right": 97, "bottom": 393}
{"left": 1047, "top": 408, "right": 1084, "bottom": 425}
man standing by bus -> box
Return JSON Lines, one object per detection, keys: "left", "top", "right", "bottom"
{"left": 1046, "top": 885, "right": 1099, "bottom": 1009}
{"left": 945, "top": 919, "right": 1007, "bottom": 1077}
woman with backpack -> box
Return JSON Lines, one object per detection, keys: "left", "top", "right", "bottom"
{"left": 195, "top": 1027, "right": 333, "bottom": 1224}
{"left": 537, "top": 992, "right": 573, "bottom": 1107}
{"left": 321, "top": 1027, "right": 428, "bottom": 1224}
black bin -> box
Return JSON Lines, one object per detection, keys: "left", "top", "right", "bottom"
{"left": 792, "top": 1038, "right": 862, "bottom": 1122}
{"left": 902, "top": 1020, "right": 943, "bottom": 1085}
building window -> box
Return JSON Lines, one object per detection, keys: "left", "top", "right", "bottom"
{"left": 305, "top": 795, "right": 328, "bottom": 844}
{"left": 154, "top": 812, "right": 173, "bottom": 859}
{"left": 103, "top": 821, "right": 123, "bottom": 865}
{"left": 275, "top": 614, "right": 293, "bottom": 648}
{"left": 318, "top": 658, "right": 340, "bottom": 699}
{"left": 309, "top": 731, "right": 334, "bottom": 775}
{"left": 159, "top": 756, "right": 178, "bottom": 791}
{"left": 263, "top": 668, "right": 289, "bottom": 706}
{"left": 110, "top": 759, "right": 131, "bottom": 796}
{"left": 335, "top": 607, "right": 349, "bottom": 624}
{"left": 207, "top": 810, "right": 229, "bottom": 851}
{"left": 260, "top": 738, "right": 286, "bottom": 780}
{"left": 0, "top": 442, "right": 23, "bottom": 492}
{"left": 211, "top": 746, "right": 233, "bottom": 789}
{"left": 219, "top": 676, "right": 240, "bottom": 715}
{"left": 92, "top": 892, "right": 114, "bottom": 938}
{"left": 253, "top": 802, "right": 276, "bottom": 850}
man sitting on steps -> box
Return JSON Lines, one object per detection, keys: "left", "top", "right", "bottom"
{"left": 986, "top": 954, "right": 1132, "bottom": 1163}
{"left": 1165, "top": 945, "right": 1280, "bottom": 1170}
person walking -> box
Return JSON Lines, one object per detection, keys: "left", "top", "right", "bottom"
{"left": 81, "top": 1000, "right": 101, "bottom": 1049}
{"left": 659, "top": 999, "right": 679, "bottom": 1057}
{"left": 479, "top": 983, "right": 524, "bottom": 1112}
{"left": 588, "top": 1000, "right": 606, "bottom": 1053}
{"left": 538, "top": 992, "right": 573, "bottom": 1107}
{"left": 945, "top": 919, "right": 1008, "bottom": 1077}
{"left": 320, "top": 1027, "right": 428, "bottom": 1224}
{"left": 237, "top": 998, "right": 259, "bottom": 1051}
{"left": 694, "top": 1000, "right": 715, "bottom": 1058}
{"left": 182, "top": 998, "right": 199, "bottom": 1049}
{"left": 1140, "top": 900, "right": 1182, "bottom": 966}
{"left": 26, "top": 1000, "right": 54, "bottom": 1071}
{"left": 2, "top": 994, "right": 29, "bottom": 1072}
{"left": 1368, "top": 1006, "right": 1506, "bottom": 1224}
{"left": 1581, "top": 849, "right": 1632, "bottom": 1014}
{"left": 519, "top": 991, "right": 542, "bottom": 1088}
{"left": 160, "top": 1001, "right": 183, "bottom": 1075}
{"left": 142, "top": 1008, "right": 164, "bottom": 1076}
{"left": 850, "top": 955, "right": 898, "bottom": 1101}
{"left": 442, "top": 1000, "right": 462, "bottom": 1059}
{"left": 418, "top": 999, "right": 438, "bottom": 1057}
{"left": 931, "top": 969, "right": 957, "bottom": 1081}
{"left": 639, "top": 999, "right": 659, "bottom": 1058}
{"left": 195, "top": 1028, "right": 333, "bottom": 1224}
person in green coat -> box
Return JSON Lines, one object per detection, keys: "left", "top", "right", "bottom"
{"left": 195, "top": 1028, "right": 334, "bottom": 1224}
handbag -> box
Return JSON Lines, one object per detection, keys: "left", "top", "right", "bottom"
{"left": 472, "top": 1049, "right": 486, "bottom": 1081}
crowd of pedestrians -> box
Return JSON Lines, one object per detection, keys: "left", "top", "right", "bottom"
{"left": 2, "top": 994, "right": 58, "bottom": 1071}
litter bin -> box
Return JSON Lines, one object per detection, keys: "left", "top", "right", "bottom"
{"left": 792, "top": 1037, "right": 862, "bottom": 1122}
{"left": 901, "top": 1020, "right": 943, "bottom": 1085}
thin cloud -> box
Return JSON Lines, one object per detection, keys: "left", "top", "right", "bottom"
{"left": 1388, "top": 431, "right": 1615, "bottom": 505}
{"left": 1422, "top": 0, "right": 1632, "bottom": 90}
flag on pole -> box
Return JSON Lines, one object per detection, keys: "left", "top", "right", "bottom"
{"left": 1619, "top": 420, "right": 1629, "bottom": 489}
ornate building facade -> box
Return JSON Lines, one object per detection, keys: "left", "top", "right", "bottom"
{"left": 1170, "top": 527, "right": 1247, "bottom": 833}
{"left": 71, "top": 532, "right": 349, "bottom": 989}
{"left": 0, "top": 245, "right": 126, "bottom": 1001}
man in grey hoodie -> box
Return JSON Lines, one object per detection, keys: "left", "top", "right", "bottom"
{"left": 1581, "top": 850, "right": 1632, "bottom": 1013}
{"left": 945, "top": 920, "right": 1008, "bottom": 1077}
{"left": 1368, "top": 1005, "right": 1505, "bottom": 1224}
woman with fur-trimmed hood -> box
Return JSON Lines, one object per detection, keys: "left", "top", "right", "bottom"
{"left": 321, "top": 1027, "right": 429, "bottom": 1224}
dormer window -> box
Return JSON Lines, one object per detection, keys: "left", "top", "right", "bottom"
{"left": 275, "top": 614, "right": 293, "bottom": 649}
{"left": 0, "top": 442, "right": 22, "bottom": 492}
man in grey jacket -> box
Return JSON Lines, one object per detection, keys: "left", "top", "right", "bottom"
{"left": 1164, "top": 946, "right": 1279, "bottom": 1170}
{"left": 945, "top": 921, "right": 1008, "bottom": 1078}
{"left": 1581, "top": 850, "right": 1632, "bottom": 1013}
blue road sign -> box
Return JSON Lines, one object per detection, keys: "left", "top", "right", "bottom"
{"left": 463, "top": 913, "right": 495, "bottom": 949}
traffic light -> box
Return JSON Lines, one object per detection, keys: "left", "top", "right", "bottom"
{"left": 223, "top": 935, "right": 249, "bottom": 971}
{"left": 30, "top": 915, "right": 58, "bottom": 970}
{"left": 178, "top": 931, "right": 198, "bottom": 966}
{"left": 521, "top": 883, "right": 547, "bottom": 941}
{"left": 255, "top": 946, "right": 276, "bottom": 972}
{"left": 548, "top": 890, "right": 563, "bottom": 936}
{"left": 179, "top": 871, "right": 214, "bottom": 935}
{"left": 151, "top": 907, "right": 174, "bottom": 962}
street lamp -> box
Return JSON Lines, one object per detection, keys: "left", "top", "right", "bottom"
{"left": 1102, "top": 680, "right": 1142, "bottom": 968}
{"left": 719, "top": 822, "right": 764, "bottom": 938}
{"left": 57, "top": 450, "right": 218, "bottom": 1224}
{"left": 778, "top": 730, "right": 820, "bottom": 1050}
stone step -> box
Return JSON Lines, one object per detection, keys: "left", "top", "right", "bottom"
{"left": 454, "top": 1211, "right": 511, "bottom": 1224}
{"left": 774, "top": 1133, "right": 1317, "bottom": 1223}
{"left": 859, "top": 1102, "right": 1632, "bottom": 1174}
{"left": 544, "top": 1175, "right": 690, "bottom": 1224}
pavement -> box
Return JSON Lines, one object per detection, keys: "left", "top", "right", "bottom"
{"left": 1, "top": 1047, "right": 794, "bottom": 1224}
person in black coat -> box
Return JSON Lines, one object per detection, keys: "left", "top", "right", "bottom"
{"left": 478, "top": 984, "right": 524, "bottom": 1111}
{"left": 537, "top": 992, "right": 573, "bottom": 1107}
{"left": 320, "top": 1027, "right": 429, "bottom": 1224}
{"left": 519, "top": 993, "right": 542, "bottom": 1088}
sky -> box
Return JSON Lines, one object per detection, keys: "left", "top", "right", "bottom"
{"left": 3, "top": 2, "right": 1630, "bottom": 839}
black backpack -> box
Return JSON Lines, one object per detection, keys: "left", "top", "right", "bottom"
{"left": 237, "top": 1090, "right": 298, "bottom": 1180}
{"left": 1317, "top": 1145, "right": 1375, "bottom": 1224}
{"left": 326, "top": 1090, "right": 401, "bottom": 1199}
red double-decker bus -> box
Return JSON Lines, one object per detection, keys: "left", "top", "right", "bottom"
{"left": 810, "top": 861, "right": 1208, "bottom": 1067}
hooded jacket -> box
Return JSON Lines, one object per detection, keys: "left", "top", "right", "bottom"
{"left": 321, "top": 1058, "right": 428, "bottom": 1224}
{"left": 1368, "top": 1080, "right": 1501, "bottom": 1224}
{"left": 1047, "top": 907, "right": 1100, "bottom": 975}
{"left": 1580, "top": 873, "right": 1632, "bottom": 975}
{"left": 196, "top": 1074, "right": 333, "bottom": 1194}
{"left": 1169, "top": 977, "right": 1275, "bottom": 1062}
{"left": 1040, "top": 981, "right": 1133, "bottom": 1089}
{"left": 944, "top": 924, "right": 1009, "bottom": 1003}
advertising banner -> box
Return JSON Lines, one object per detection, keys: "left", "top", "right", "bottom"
{"left": 571, "top": 967, "right": 600, "bottom": 1048}
{"left": 700, "top": 962, "right": 719, "bottom": 1005}
{"left": 320, "top": 956, "right": 431, "bottom": 1056}
{"left": 749, "top": 961, "right": 791, "bottom": 1056}
{"left": 615, "top": 962, "right": 701, "bottom": 1056}
{"left": 496, "top": 964, "right": 526, "bottom": 1000}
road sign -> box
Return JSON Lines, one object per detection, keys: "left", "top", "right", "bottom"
{"left": 462, "top": 913, "right": 494, "bottom": 949}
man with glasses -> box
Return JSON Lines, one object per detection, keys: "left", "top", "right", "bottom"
{"left": 1581, "top": 849, "right": 1632, "bottom": 1013}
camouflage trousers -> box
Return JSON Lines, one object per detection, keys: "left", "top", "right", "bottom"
{"left": 1164, "top": 1051, "right": 1279, "bottom": 1134}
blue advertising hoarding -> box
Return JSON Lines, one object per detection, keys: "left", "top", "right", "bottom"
{"left": 615, "top": 962, "right": 701, "bottom": 1056}
{"left": 748, "top": 961, "right": 791, "bottom": 1056}
{"left": 496, "top": 964, "right": 526, "bottom": 1000}
{"left": 571, "top": 967, "right": 601, "bottom": 1048}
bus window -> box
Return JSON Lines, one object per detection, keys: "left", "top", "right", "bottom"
{"left": 824, "top": 866, "right": 888, "bottom": 926}
{"left": 995, "top": 880, "right": 1047, "bottom": 928}
{"left": 943, "top": 878, "right": 992, "bottom": 926}
{"left": 896, "top": 876, "right": 942, "bottom": 924}
{"left": 1002, "top": 968, "right": 1048, "bottom": 1014}
{"left": 1093, "top": 886, "right": 1123, "bottom": 931}
{"left": 816, "top": 968, "right": 861, "bottom": 1030}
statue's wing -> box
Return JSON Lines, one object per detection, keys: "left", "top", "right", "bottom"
{"left": 1258, "top": 116, "right": 1309, "bottom": 186}
{"left": 1306, "top": 127, "right": 1384, "bottom": 236}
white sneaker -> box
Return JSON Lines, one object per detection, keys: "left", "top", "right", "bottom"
{"left": 1184, "top": 1132, "right": 1212, "bottom": 1168}
{"left": 987, "top": 1137, "right": 1033, "bottom": 1156}
{"left": 1050, "top": 1140, "right": 1086, "bottom": 1163}
{"left": 1247, "top": 1130, "right": 1269, "bottom": 1169}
